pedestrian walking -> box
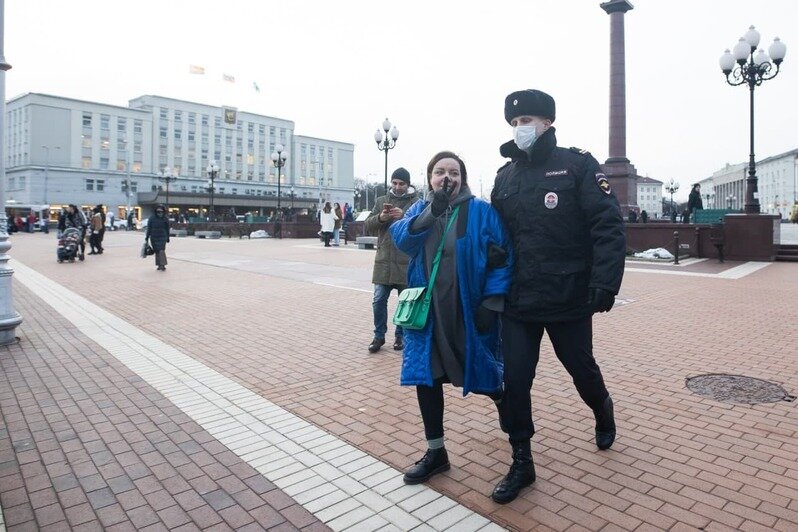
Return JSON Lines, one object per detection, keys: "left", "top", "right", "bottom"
{"left": 145, "top": 205, "right": 171, "bottom": 271}
{"left": 390, "top": 151, "right": 513, "bottom": 485}
{"left": 687, "top": 183, "right": 704, "bottom": 222}
{"left": 58, "top": 204, "right": 88, "bottom": 260}
{"left": 364, "top": 167, "right": 419, "bottom": 353}
{"left": 490, "top": 89, "right": 626, "bottom": 504}
{"left": 333, "top": 202, "right": 343, "bottom": 246}
{"left": 88, "top": 206, "right": 103, "bottom": 254}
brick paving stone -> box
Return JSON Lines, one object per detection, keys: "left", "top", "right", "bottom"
{"left": 4, "top": 236, "right": 798, "bottom": 530}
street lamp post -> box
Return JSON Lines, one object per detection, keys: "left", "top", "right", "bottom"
{"left": 374, "top": 118, "right": 399, "bottom": 193}
{"left": 159, "top": 167, "right": 178, "bottom": 214}
{"left": 664, "top": 178, "right": 680, "bottom": 217}
{"left": 727, "top": 194, "right": 737, "bottom": 209}
{"left": 41, "top": 144, "right": 60, "bottom": 204}
{"left": 206, "top": 160, "right": 219, "bottom": 221}
{"left": 719, "top": 26, "right": 787, "bottom": 214}
{"left": 290, "top": 185, "right": 295, "bottom": 212}
{"left": 271, "top": 144, "right": 287, "bottom": 211}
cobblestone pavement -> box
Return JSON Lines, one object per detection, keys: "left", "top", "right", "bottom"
{"left": 1, "top": 230, "right": 797, "bottom": 531}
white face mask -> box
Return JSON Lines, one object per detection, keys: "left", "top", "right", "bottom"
{"left": 513, "top": 125, "right": 538, "bottom": 150}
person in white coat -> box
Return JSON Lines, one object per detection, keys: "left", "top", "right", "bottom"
{"left": 319, "top": 202, "right": 338, "bottom": 247}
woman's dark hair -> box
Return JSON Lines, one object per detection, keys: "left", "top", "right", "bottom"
{"left": 323, "top": 202, "right": 332, "bottom": 213}
{"left": 426, "top": 151, "right": 467, "bottom": 188}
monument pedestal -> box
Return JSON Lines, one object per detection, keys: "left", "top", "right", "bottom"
{"left": 601, "top": 158, "right": 639, "bottom": 216}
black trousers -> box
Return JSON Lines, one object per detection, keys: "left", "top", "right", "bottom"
{"left": 416, "top": 379, "right": 445, "bottom": 441}
{"left": 499, "top": 315, "right": 609, "bottom": 443}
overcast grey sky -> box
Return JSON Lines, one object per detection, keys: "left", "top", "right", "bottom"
{"left": 7, "top": 0, "right": 797, "bottom": 201}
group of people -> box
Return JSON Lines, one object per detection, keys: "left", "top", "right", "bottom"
{"left": 365, "top": 89, "right": 626, "bottom": 504}
{"left": 7, "top": 211, "right": 42, "bottom": 233}
{"left": 55, "top": 204, "right": 107, "bottom": 260}
{"left": 319, "top": 201, "right": 354, "bottom": 247}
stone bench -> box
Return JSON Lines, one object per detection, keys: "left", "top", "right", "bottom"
{"left": 195, "top": 230, "right": 222, "bottom": 239}
{"left": 170, "top": 229, "right": 188, "bottom": 237}
{"left": 356, "top": 236, "right": 378, "bottom": 250}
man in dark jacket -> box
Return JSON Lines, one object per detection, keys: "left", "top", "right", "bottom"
{"left": 364, "top": 168, "right": 419, "bottom": 353}
{"left": 489, "top": 89, "right": 626, "bottom": 504}
{"left": 687, "top": 183, "right": 704, "bottom": 222}
{"left": 145, "top": 205, "right": 171, "bottom": 271}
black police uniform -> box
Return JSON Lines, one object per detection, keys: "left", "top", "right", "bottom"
{"left": 490, "top": 127, "right": 625, "bottom": 444}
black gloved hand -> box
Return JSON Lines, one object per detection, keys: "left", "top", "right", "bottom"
{"left": 588, "top": 288, "right": 615, "bottom": 313}
{"left": 474, "top": 305, "right": 497, "bottom": 334}
{"left": 430, "top": 189, "right": 450, "bottom": 218}
{"left": 431, "top": 176, "right": 451, "bottom": 217}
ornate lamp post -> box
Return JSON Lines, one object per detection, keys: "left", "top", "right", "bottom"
{"left": 719, "top": 26, "right": 787, "bottom": 214}
{"left": 159, "top": 167, "right": 178, "bottom": 214}
{"left": 664, "top": 178, "right": 680, "bottom": 216}
{"left": 206, "top": 160, "right": 219, "bottom": 221}
{"left": 271, "top": 144, "right": 287, "bottom": 210}
{"left": 0, "top": 0, "right": 22, "bottom": 345}
{"left": 727, "top": 194, "right": 737, "bottom": 209}
{"left": 374, "top": 118, "right": 399, "bottom": 193}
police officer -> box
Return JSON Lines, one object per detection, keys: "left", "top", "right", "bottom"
{"left": 489, "top": 89, "right": 626, "bottom": 504}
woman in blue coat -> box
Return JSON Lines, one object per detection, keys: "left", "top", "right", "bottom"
{"left": 390, "top": 151, "right": 513, "bottom": 485}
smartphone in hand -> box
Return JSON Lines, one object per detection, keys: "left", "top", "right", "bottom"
{"left": 382, "top": 203, "right": 393, "bottom": 212}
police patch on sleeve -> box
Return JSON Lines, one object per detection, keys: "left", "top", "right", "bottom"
{"left": 595, "top": 173, "right": 611, "bottom": 195}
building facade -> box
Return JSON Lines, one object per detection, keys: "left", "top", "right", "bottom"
{"left": 699, "top": 150, "right": 798, "bottom": 217}
{"left": 5, "top": 93, "right": 355, "bottom": 220}
{"left": 635, "top": 176, "right": 663, "bottom": 219}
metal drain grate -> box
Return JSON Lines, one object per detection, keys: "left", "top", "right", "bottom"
{"left": 686, "top": 374, "right": 795, "bottom": 405}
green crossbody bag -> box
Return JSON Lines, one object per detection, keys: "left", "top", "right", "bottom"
{"left": 393, "top": 206, "right": 460, "bottom": 330}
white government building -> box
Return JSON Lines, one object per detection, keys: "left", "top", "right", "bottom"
{"left": 699, "top": 149, "right": 798, "bottom": 218}
{"left": 4, "top": 93, "right": 355, "bottom": 221}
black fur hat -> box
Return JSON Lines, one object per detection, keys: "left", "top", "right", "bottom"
{"left": 504, "top": 89, "right": 556, "bottom": 124}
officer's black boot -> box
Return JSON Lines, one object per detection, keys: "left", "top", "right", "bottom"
{"left": 594, "top": 396, "right": 616, "bottom": 450}
{"left": 491, "top": 440, "right": 535, "bottom": 504}
{"left": 403, "top": 447, "right": 450, "bottom": 484}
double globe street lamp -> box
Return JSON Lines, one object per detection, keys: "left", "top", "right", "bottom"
{"left": 664, "top": 178, "right": 680, "bottom": 217}
{"left": 374, "top": 118, "right": 399, "bottom": 194}
{"left": 719, "top": 26, "right": 787, "bottom": 214}
{"left": 159, "top": 167, "right": 178, "bottom": 214}
{"left": 206, "top": 160, "right": 219, "bottom": 221}
{"left": 271, "top": 144, "right": 288, "bottom": 211}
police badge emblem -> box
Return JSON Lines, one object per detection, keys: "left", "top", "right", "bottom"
{"left": 595, "top": 173, "right": 611, "bottom": 195}
{"left": 544, "top": 192, "right": 558, "bottom": 209}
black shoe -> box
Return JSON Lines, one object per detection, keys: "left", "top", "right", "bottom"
{"left": 491, "top": 441, "right": 536, "bottom": 504}
{"left": 78, "top": 253, "right": 85, "bottom": 261}
{"left": 392, "top": 335, "right": 403, "bottom": 351}
{"left": 368, "top": 338, "right": 385, "bottom": 353}
{"left": 87, "top": 251, "right": 96, "bottom": 255}
{"left": 594, "top": 396, "right": 616, "bottom": 450}
{"left": 403, "top": 448, "right": 450, "bottom": 485}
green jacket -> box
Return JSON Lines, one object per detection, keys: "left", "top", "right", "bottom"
{"left": 365, "top": 189, "right": 419, "bottom": 285}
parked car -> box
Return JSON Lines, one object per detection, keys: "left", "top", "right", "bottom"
{"left": 105, "top": 218, "right": 129, "bottom": 230}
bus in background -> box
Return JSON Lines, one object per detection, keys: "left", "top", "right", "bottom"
{"left": 4, "top": 201, "right": 53, "bottom": 233}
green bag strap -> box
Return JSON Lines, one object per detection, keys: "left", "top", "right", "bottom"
{"left": 424, "top": 205, "right": 460, "bottom": 304}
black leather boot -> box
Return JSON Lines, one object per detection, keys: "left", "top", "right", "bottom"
{"left": 594, "top": 396, "right": 616, "bottom": 450}
{"left": 392, "top": 335, "right": 403, "bottom": 351}
{"left": 403, "top": 447, "right": 450, "bottom": 484}
{"left": 491, "top": 440, "right": 535, "bottom": 504}
{"left": 368, "top": 338, "right": 385, "bottom": 353}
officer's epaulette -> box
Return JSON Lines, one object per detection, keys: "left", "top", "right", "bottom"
{"left": 569, "top": 146, "right": 590, "bottom": 156}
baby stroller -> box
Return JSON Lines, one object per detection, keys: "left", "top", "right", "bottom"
{"left": 57, "top": 227, "right": 82, "bottom": 263}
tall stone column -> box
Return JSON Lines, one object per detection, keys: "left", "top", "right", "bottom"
{"left": 600, "top": 0, "right": 638, "bottom": 215}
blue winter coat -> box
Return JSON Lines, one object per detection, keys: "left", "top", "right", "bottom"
{"left": 390, "top": 198, "right": 514, "bottom": 396}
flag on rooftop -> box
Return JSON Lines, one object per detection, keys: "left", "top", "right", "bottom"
{"left": 253, "top": 81, "right": 260, "bottom": 93}
{"left": 189, "top": 64, "right": 205, "bottom": 75}
{"left": 222, "top": 73, "right": 235, "bottom": 83}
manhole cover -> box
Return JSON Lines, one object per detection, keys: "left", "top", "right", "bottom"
{"left": 686, "top": 374, "right": 794, "bottom": 405}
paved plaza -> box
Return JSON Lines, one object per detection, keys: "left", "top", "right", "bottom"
{"left": 1, "top": 229, "right": 797, "bottom": 531}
